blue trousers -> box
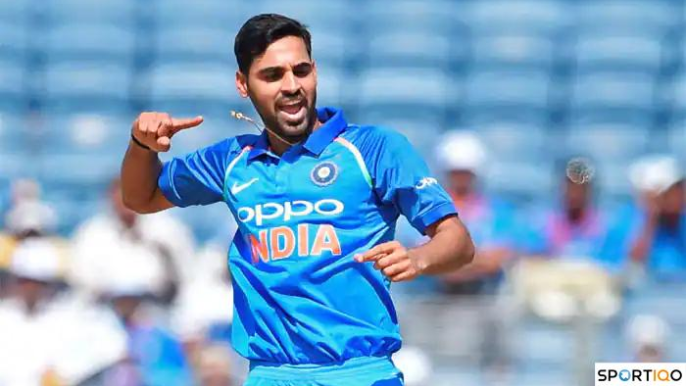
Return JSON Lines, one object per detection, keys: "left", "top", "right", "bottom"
{"left": 243, "top": 356, "right": 404, "bottom": 386}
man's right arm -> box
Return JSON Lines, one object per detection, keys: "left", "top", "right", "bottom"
{"left": 121, "top": 112, "right": 204, "bottom": 214}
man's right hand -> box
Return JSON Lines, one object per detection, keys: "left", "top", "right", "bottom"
{"left": 131, "top": 112, "right": 204, "bottom": 152}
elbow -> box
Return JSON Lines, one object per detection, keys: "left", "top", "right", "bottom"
{"left": 122, "top": 194, "right": 151, "bottom": 215}
{"left": 456, "top": 238, "right": 476, "bottom": 269}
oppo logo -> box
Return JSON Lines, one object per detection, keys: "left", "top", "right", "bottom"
{"left": 237, "top": 199, "right": 345, "bottom": 226}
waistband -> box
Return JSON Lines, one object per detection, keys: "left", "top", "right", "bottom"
{"left": 248, "top": 355, "right": 397, "bottom": 381}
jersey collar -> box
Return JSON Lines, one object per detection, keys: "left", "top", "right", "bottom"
{"left": 247, "top": 107, "right": 347, "bottom": 160}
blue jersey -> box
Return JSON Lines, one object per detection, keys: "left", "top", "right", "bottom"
{"left": 159, "top": 107, "right": 456, "bottom": 365}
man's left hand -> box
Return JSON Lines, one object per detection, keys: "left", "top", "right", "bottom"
{"left": 354, "top": 241, "right": 421, "bottom": 282}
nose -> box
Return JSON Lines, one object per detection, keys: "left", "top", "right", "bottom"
{"left": 280, "top": 70, "right": 300, "bottom": 95}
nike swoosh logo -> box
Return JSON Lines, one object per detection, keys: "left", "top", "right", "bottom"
{"left": 231, "top": 178, "right": 258, "bottom": 195}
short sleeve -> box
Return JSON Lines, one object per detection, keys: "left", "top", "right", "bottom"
{"left": 371, "top": 129, "right": 457, "bottom": 234}
{"left": 158, "top": 139, "right": 235, "bottom": 207}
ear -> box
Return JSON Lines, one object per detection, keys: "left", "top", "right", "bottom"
{"left": 236, "top": 71, "right": 249, "bottom": 98}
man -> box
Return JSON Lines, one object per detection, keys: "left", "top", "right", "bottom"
{"left": 0, "top": 239, "right": 127, "bottom": 385}
{"left": 121, "top": 14, "right": 474, "bottom": 386}
{"left": 603, "top": 155, "right": 686, "bottom": 276}
{"left": 432, "top": 131, "right": 518, "bottom": 295}
{"left": 71, "top": 178, "right": 195, "bottom": 304}
{"left": 525, "top": 161, "right": 610, "bottom": 263}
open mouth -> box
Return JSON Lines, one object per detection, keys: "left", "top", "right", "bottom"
{"left": 277, "top": 99, "right": 306, "bottom": 122}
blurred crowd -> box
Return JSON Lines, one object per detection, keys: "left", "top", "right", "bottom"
{"left": 0, "top": 178, "right": 239, "bottom": 385}
{"left": 0, "top": 131, "right": 685, "bottom": 385}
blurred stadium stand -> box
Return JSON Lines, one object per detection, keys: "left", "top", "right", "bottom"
{"left": 0, "top": 0, "right": 684, "bottom": 236}
{"left": 2, "top": 1, "right": 686, "bottom": 384}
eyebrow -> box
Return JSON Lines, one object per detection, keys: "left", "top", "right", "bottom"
{"left": 257, "top": 61, "right": 312, "bottom": 76}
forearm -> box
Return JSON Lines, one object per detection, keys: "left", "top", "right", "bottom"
{"left": 409, "top": 216, "right": 475, "bottom": 275}
{"left": 121, "top": 140, "right": 163, "bottom": 212}
{"left": 629, "top": 220, "right": 657, "bottom": 262}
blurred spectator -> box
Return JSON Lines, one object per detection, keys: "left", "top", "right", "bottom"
{"left": 3, "top": 178, "right": 58, "bottom": 239}
{"left": 195, "top": 344, "right": 237, "bottom": 386}
{"left": 603, "top": 155, "right": 686, "bottom": 277}
{"left": 523, "top": 160, "right": 612, "bottom": 266}
{"left": 102, "top": 261, "right": 193, "bottom": 386}
{"left": 0, "top": 239, "right": 126, "bottom": 385}
{"left": 70, "top": 178, "right": 196, "bottom": 304}
{"left": 432, "top": 131, "right": 519, "bottom": 295}
{"left": 1, "top": 179, "right": 64, "bottom": 298}
{"left": 626, "top": 314, "right": 670, "bottom": 362}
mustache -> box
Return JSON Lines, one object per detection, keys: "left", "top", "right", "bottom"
{"left": 276, "top": 93, "right": 306, "bottom": 106}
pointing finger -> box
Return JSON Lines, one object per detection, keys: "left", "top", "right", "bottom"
{"left": 170, "top": 116, "right": 204, "bottom": 133}
{"left": 355, "top": 242, "right": 396, "bottom": 263}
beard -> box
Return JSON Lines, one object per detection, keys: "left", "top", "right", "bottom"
{"left": 251, "top": 90, "right": 318, "bottom": 144}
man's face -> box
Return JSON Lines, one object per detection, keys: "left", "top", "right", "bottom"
{"left": 237, "top": 36, "right": 318, "bottom": 142}
{"left": 660, "top": 182, "right": 684, "bottom": 216}
{"left": 448, "top": 170, "right": 476, "bottom": 197}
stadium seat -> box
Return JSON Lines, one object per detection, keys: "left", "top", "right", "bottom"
{"left": 366, "top": 31, "right": 451, "bottom": 69}
{"left": 37, "top": 113, "right": 131, "bottom": 157}
{"left": 669, "top": 74, "right": 686, "bottom": 119}
{"left": 154, "top": 0, "right": 253, "bottom": 31}
{"left": 462, "top": 70, "right": 552, "bottom": 125}
{"left": 0, "top": 22, "right": 31, "bottom": 63}
{"left": 144, "top": 63, "right": 242, "bottom": 118}
{"left": 475, "top": 122, "right": 549, "bottom": 163}
{"left": 37, "top": 154, "right": 121, "bottom": 194}
{"left": 357, "top": 67, "right": 451, "bottom": 119}
{"left": 310, "top": 30, "right": 360, "bottom": 70}
{"left": 485, "top": 160, "right": 555, "bottom": 203}
{"left": 154, "top": 26, "right": 234, "bottom": 64}
{"left": 576, "top": 0, "right": 678, "bottom": 35}
{"left": 0, "top": 113, "right": 31, "bottom": 156}
{"left": 363, "top": 0, "right": 459, "bottom": 34}
{"left": 471, "top": 34, "right": 557, "bottom": 73}
{"left": 43, "top": 0, "right": 137, "bottom": 26}
{"left": 568, "top": 72, "right": 657, "bottom": 124}
{"left": 468, "top": 0, "right": 569, "bottom": 34}
{"left": 0, "top": 0, "right": 33, "bottom": 25}
{"left": 0, "top": 61, "right": 28, "bottom": 112}
{"left": 41, "top": 62, "right": 133, "bottom": 114}
{"left": 573, "top": 33, "right": 666, "bottom": 75}
{"left": 316, "top": 66, "right": 347, "bottom": 108}
{"left": 666, "top": 124, "right": 686, "bottom": 159}
{"left": 564, "top": 123, "right": 650, "bottom": 164}
{"left": 43, "top": 23, "right": 136, "bottom": 65}
{"left": 258, "top": 0, "right": 357, "bottom": 33}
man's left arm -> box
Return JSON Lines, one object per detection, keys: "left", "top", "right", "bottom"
{"left": 356, "top": 214, "right": 474, "bottom": 282}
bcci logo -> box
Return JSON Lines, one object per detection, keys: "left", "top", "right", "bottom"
{"left": 311, "top": 162, "right": 338, "bottom": 187}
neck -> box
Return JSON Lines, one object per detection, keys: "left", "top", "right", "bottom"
{"left": 566, "top": 206, "right": 587, "bottom": 223}
{"left": 268, "top": 119, "right": 323, "bottom": 156}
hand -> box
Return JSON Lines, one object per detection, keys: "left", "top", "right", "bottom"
{"left": 131, "top": 112, "right": 204, "bottom": 152}
{"left": 354, "top": 241, "right": 421, "bottom": 282}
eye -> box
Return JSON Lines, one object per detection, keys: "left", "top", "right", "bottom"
{"left": 293, "top": 64, "right": 313, "bottom": 78}
{"left": 261, "top": 69, "right": 283, "bottom": 82}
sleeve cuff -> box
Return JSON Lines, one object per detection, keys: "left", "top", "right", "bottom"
{"left": 158, "top": 161, "right": 187, "bottom": 208}
{"left": 411, "top": 202, "right": 458, "bottom": 235}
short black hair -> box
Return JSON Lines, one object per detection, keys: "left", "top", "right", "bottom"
{"left": 234, "top": 13, "right": 312, "bottom": 75}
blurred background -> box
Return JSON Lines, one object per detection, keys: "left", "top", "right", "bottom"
{"left": 1, "top": 0, "right": 686, "bottom": 385}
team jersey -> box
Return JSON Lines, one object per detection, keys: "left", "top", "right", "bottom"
{"left": 159, "top": 107, "right": 457, "bottom": 365}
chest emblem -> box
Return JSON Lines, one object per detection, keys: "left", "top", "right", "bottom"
{"left": 311, "top": 161, "right": 339, "bottom": 187}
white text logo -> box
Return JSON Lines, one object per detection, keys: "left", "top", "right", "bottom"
{"left": 416, "top": 177, "right": 438, "bottom": 190}
{"left": 237, "top": 199, "right": 345, "bottom": 226}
